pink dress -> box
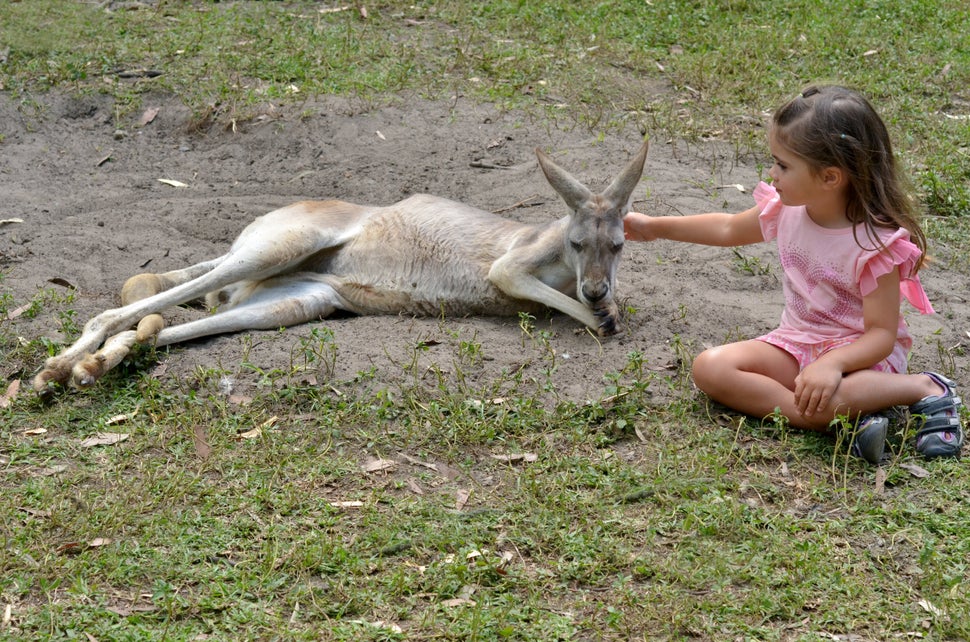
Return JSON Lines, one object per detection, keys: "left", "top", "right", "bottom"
{"left": 753, "top": 182, "right": 933, "bottom": 374}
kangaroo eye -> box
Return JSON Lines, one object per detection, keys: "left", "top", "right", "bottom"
{"left": 570, "top": 240, "right": 583, "bottom": 251}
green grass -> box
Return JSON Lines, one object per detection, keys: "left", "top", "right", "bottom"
{"left": 4, "top": 341, "right": 970, "bottom": 640}
{"left": 3, "top": 1, "right": 970, "bottom": 640}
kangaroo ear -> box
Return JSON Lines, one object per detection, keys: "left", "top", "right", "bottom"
{"left": 535, "top": 147, "right": 593, "bottom": 211}
{"left": 602, "top": 140, "right": 648, "bottom": 212}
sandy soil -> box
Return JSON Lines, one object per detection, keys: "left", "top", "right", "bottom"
{"left": 2, "top": 91, "right": 967, "bottom": 407}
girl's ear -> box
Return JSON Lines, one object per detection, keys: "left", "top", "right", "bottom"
{"left": 820, "top": 166, "right": 847, "bottom": 190}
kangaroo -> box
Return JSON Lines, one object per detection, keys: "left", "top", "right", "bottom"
{"left": 33, "top": 141, "right": 648, "bottom": 395}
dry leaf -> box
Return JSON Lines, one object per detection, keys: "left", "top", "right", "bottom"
{"left": 0, "top": 218, "right": 24, "bottom": 226}
{"left": 347, "top": 620, "right": 402, "bottom": 634}
{"left": 399, "top": 453, "right": 437, "bottom": 470}
{"left": 238, "top": 427, "right": 261, "bottom": 439}
{"left": 6, "top": 302, "right": 30, "bottom": 320}
{"left": 48, "top": 277, "right": 76, "bottom": 289}
{"left": 455, "top": 488, "right": 471, "bottom": 511}
{"left": 17, "top": 506, "right": 51, "bottom": 518}
{"left": 874, "top": 466, "right": 887, "bottom": 495}
{"left": 105, "top": 604, "right": 157, "bottom": 617}
{"left": 193, "top": 425, "right": 211, "bottom": 459}
{"left": 497, "top": 550, "right": 514, "bottom": 567}
{"left": 79, "top": 432, "right": 130, "bottom": 448}
{"left": 55, "top": 541, "right": 85, "bottom": 555}
{"left": 918, "top": 598, "right": 945, "bottom": 617}
{"left": 105, "top": 410, "right": 138, "bottom": 426}
{"left": 138, "top": 107, "right": 159, "bottom": 126}
{"left": 2, "top": 603, "right": 11, "bottom": 627}
{"left": 406, "top": 478, "right": 424, "bottom": 495}
{"left": 0, "top": 380, "right": 21, "bottom": 409}
{"left": 362, "top": 458, "right": 397, "bottom": 473}
{"left": 490, "top": 452, "right": 538, "bottom": 464}
{"left": 440, "top": 598, "right": 476, "bottom": 608}
{"left": 56, "top": 538, "right": 112, "bottom": 555}
{"left": 375, "top": 130, "right": 386, "bottom": 140}
{"left": 329, "top": 500, "right": 364, "bottom": 508}
{"left": 433, "top": 461, "right": 461, "bottom": 480}
{"left": 23, "top": 427, "right": 47, "bottom": 436}
{"left": 901, "top": 463, "right": 931, "bottom": 478}
{"left": 31, "top": 464, "right": 67, "bottom": 477}
{"left": 157, "top": 178, "right": 188, "bottom": 188}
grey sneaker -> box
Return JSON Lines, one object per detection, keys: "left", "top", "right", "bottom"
{"left": 851, "top": 414, "right": 889, "bottom": 464}
{"left": 911, "top": 372, "right": 964, "bottom": 459}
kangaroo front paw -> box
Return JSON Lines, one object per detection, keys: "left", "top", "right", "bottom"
{"left": 594, "top": 305, "right": 620, "bottom": 336}
{"left": 597, "top": 319, "right": 620, "bottom": 337}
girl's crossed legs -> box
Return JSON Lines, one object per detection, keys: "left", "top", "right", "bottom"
{"left": 691, "top": 339, "right": 942, "bottom": 432}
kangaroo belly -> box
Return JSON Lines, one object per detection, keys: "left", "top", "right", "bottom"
{"left": 331, "top": 266, "right": 530, "bottom": 317}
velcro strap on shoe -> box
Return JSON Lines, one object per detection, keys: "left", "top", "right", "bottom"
{"left": 915, "top": 414, "right": 963, "bottom": 437}
{"left": 911, "top": 394, "right": 963, "bottom": 417}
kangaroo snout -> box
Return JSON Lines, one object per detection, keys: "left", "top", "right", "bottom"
{"left": 581, "top": 280, "right": 611, "bottom": 304}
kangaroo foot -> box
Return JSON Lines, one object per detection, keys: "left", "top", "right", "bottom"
{"left": 71, "top": 331, "right": 138, "bottom": 388}
{"left": 33, "top": 359, "right": 73, "bottom": 397}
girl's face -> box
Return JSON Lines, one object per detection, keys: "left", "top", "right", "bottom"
{"left": 767, "top": 131, "right": 822, "bottom": 207}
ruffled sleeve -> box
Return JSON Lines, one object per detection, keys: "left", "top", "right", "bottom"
{"left": 857, "top": 228, "right": 935, "bottom": 314}
{"left": 753, "top": 181, "right": 783, "bottom": 241}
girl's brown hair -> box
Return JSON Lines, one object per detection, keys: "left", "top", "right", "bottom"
{"left": 771, "top": 84, "right": 927, "bottom": 271}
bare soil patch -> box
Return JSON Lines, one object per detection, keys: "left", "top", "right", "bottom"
{"left": 2, "top": 92, "right": 966, "bottom": 405}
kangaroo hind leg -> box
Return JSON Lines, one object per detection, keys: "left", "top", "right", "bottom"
{"left": 153, "top": 274, "right": 348, "bottom": 346}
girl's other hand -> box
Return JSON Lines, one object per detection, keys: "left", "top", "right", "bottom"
{"left": 623, "top": 212, "right": 657, "bottom": 241}
{"left": 793, "top": 360, "right": 843, "bottom": 416}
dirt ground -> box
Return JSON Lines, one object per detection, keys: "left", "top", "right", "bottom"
{"left": 2, "top": 91, "right": 968, "bottom": 405}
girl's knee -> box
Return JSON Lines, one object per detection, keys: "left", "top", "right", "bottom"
{"left": 691, "top": 348, "right": 722, "bottom": 395}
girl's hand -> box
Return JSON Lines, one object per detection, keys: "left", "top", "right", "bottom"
{"left": 623, "top": 212, "right": 658, "bottom": 241}
{"left": 793, "top": 360, "right": 843, "bottom": 416}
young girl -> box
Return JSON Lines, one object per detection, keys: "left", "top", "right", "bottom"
{"left": 624, "top": 85, "right": 963, "bottom": 463}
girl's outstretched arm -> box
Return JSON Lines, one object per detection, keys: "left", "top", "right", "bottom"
{"left": 793, "top": 268, "right": 902, "bottom": 416}
{"left": 624, "top": 205, "right": 765, "bottom": 246}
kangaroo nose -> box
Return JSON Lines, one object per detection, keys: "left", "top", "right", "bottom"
{"left": 582, "top": 282, "right": 609, "bottom": 303}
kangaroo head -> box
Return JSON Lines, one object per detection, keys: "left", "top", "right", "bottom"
{"left": 535, "top": 141, "right": 648, "bottom": 333}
